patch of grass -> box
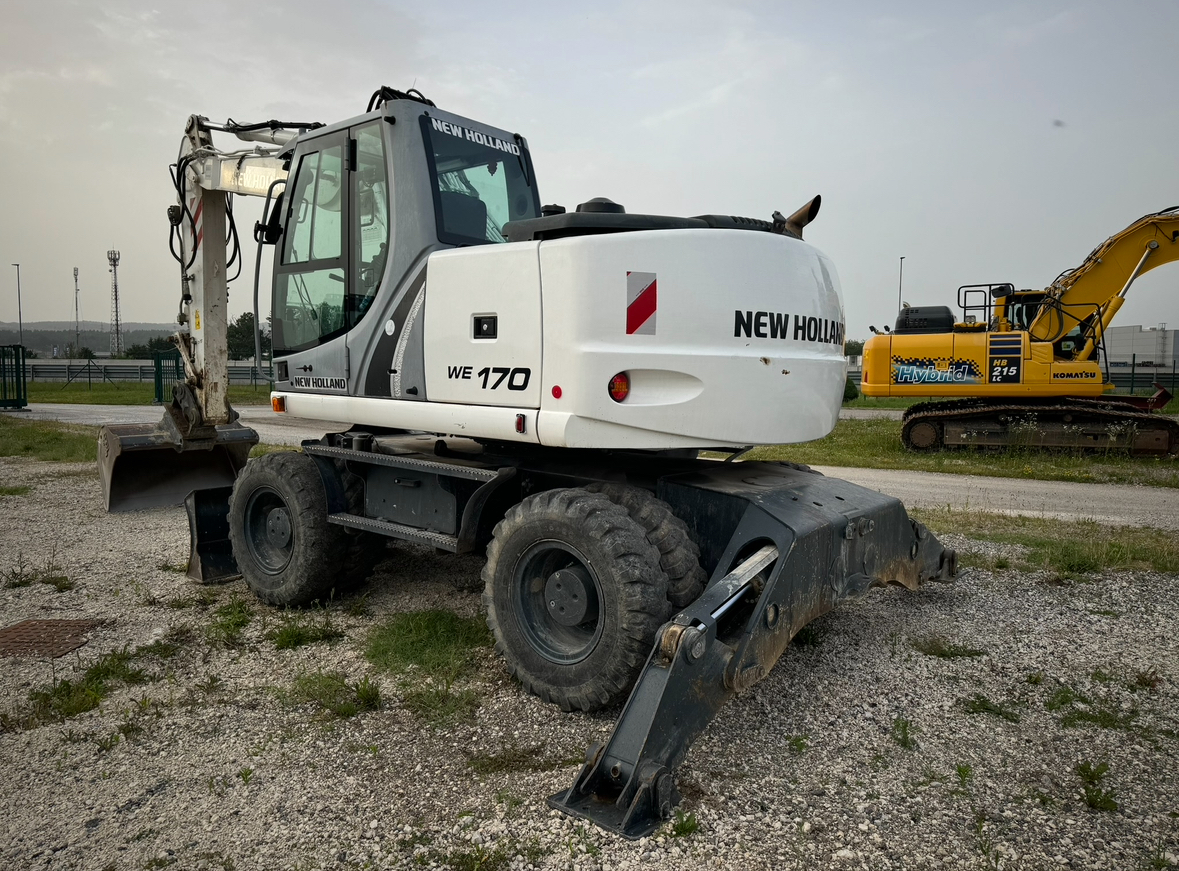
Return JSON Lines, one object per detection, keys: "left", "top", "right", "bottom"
{"left": 744, "top": 417, "right": 1179, "bottom": 488}
{"left": 911, "top": 634, "right": 987, "bottom": 659}
{"left": 3, "top": 551, "right": 72, "bottom": 591}
{"left": 670, "top": 809, "right": 700, "bottom": 837}
{"left": 205, "top": 596, "right": 252, "bottom": 647}
{"left": 962, "top": 693, "right": 1021, "bottom": 723}
{"left": 1075, "top": 760, "right": 1118, "bottom": 812}
{"left": 401, "top": 682, "right": 480, "bottom": 727}
{"left": 165, "top": 589, "right": 218, "bottom": 610}
{"left": 786, "top": 734, "right": 808, "bottom": 754}
{"left": 3, "top": 646, "right": 160, "bottom": 731}
{"left": 289, "top": 671, "right": 382, "bottom": 719}
{"left": 0, "top": 414, "right": 98, "bottom": 462}
{"left": 156, "top": 560, "right": 188, "bottom": 574}
{"left": 1091, "top": 668, "right": 1114, "bottom": 683}
{"left": 24, "top": 381, "right": 273, "bottom": 407}
{"left": 1046, "top": 685, "right": 1087, "bottom": 711}
{"left": 891, "top": 715, "right": 917, "bottom": 750}
{"left": 0, "top": 484, "right": 31, "bottom": 496}
{"left": 248, "top": 442, "right": 288, "bottom": 458}
{"left": 466, "top": 743, "right": 581, "bottom": 775}
{"left": 1027, "top": 671, "right": 1045, "bottom": 686}
{"left": 366, "top": 609, "right": 491, "bottom": 681}
{"left": 237, "top": 767, "right": 254, "bottom": 785}
{"left": 913, "top": 507, "right": 1179, "bottom": 575}
{"left": 266, "top": 609, "right": 344, "bottom": 650}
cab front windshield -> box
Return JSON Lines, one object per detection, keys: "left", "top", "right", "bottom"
{"left": 421, "top": 116, "right": 539, "bottom": 245}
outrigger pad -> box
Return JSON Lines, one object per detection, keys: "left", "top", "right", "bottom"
{"left": 549, "top": 461, "right": 956, "bottom": 839}
{"left": 99, "top": 417, "right": 257, "bottom": 513}
{"left": 185, "top": 487, "right": 239, "bottom": 584}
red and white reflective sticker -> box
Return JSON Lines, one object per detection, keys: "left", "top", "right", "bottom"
{"left": 626, "top": 271, "right": 657, "bottom": 335}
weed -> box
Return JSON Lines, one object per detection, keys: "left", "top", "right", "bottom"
{"left": 206, "top": 597, "right": 252, "bottom": 647}
{"left": 117, "top": 719, "right": 143, "bottom": 741}
{"left": 401, "top": 681, "right": 480, "bottom": 726}
{"left": 912, "top": 634, "right": 987, "bottom": 659}
{"left": 237, "top": 767, "right": 254, "bottom": 785}
{"left": 1135, "top": 669, "right": 1162, "bottom": 691}
{"left": 266, "top": 609, "right": 343, "bottom": 650}
{"left": 1092, "top": 668, "right": 1114, "bottom": 683}
{"left": 196, "top": 673, "right": 225, "bottom": 695}
{"left": 1060, "top": 704, "right": 1138, "bottom": 731}
{"left": 289, "top": 671, "right": 382, "bottom": 719}
{"left": 3, "top": 551, "right": 72, "bottom": 591}
{"left": 1147, "top": 837, "right": 1174, "bottom": 869}
{"left": 207, "top": 775, "right": 229, "bottom": 797}
{"left": 993, "top": 556, "right": 1010, "bottom": 570}
{"left": 494, "top": 789, "right": 524, "bottom": 815}
{"left": 962, "top": 694, "right": 1021, "bottom": 723}
{"left": 974, "top": 810, "right": 1000, "bottom": 870}
{"left": 891, "top": 716, "right": 917, "bottom": 750}
{"left": 565, "top": 825, "right": 601, "bottom": 858}
{"left": 94, "top": 731, "right": 121, "bottom": 752}
{"left": 1046, "top": 686, "right": 1087, "bottom": 711}
{"left": 346, "top": 594, "right": 373, "bottom": 618}
{"left": 955, "top": 763, "right": 974, "bottom": 789}
{"left": 0, "top": 485, "right": 31, "bottom": 496}
{"left": 1075, "top": 760, "right": 1118, "bottom": 812}
{"left": 131, "top": 827, "right": 159, "bottom": 843}
{"left": 466, "top": 742, "right": 581, "bottom": 775}
{"left": 671, "top": 809, "right": 700, "bottom": 837}
{"left": 1027, "top": 671, "right": 1045, "bottom": 685}
{"left": 366, "top": 610, "right": 491, "bottom": 681}
{"left": 786, "top": 734, "right": 808, "bottom": 754}
{"left": 165, "top": 589, "right": 217, "bottom": 610}
{"left": 156, "top": 560, "right": 188, "bottom": 574}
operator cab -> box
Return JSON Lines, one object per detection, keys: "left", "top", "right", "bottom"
{"left": 261, "top": 90, "right": 541, "bottom": 397}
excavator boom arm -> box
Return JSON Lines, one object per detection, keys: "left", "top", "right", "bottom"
{"left": 1029, "top": 206, "right": 1179, "bottom": 348}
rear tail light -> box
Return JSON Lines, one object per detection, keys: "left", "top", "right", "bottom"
{"left": 271, "top": 395, "right": 286, "bottom": 413}
{"left": 608, "top": 372, "right": 630, "bottom": 403}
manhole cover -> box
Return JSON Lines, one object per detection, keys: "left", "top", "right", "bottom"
{"left": 0, "top": 619, "right": 100, "bottom": 658}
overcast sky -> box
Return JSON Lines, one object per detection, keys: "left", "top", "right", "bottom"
{"left": 1, "top": 0, "right": 1177, "bottom": 342}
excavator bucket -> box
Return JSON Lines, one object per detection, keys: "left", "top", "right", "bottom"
{"left": 98, "top": 407, "right": 257, "bottom": 514}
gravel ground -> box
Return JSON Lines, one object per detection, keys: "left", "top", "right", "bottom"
{"left": 2, "top": 455, "right": 1177, "bottom": 871}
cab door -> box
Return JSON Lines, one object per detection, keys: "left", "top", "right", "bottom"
{"left": 272, "top": 131, "right": 351, "bottom": 394}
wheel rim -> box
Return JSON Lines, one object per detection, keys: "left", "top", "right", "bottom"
{"left": 512, "top": 540, "right": 604, "bottom": 665}
{"left": 243, "top": 486, "right": 295, "bottom": 574}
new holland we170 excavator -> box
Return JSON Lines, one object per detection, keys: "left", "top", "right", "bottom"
{"left": 98, "top": 87, "right": 955, "bottom": 839}
{"left": 862, "top": 207, "right": 1179, "bottom": 455}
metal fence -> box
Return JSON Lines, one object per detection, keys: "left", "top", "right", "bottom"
{"left": 153, "top": 350, "right": 184, "bottom": 404}
{"left": 0, "top": 345, "right": 28, "bottom": 409}
{"left": 28, "top": 359, "right": 273, "bottom": 386}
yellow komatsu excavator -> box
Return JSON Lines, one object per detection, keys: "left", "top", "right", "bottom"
{"left": 862, "top": 207, "right": 1179, "bottom": 455}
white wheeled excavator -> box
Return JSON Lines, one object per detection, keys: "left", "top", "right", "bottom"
{"left": 98, "top": 86, "right": 956, "bottom": 839}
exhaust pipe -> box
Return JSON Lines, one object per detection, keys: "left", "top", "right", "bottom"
{"left": 773, "top": 195, "right": 821, "bottom": 240}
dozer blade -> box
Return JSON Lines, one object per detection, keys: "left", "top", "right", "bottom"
{"left": 549, "top": 462, "right": 957, "bottom": 839}
{"left": 98, "top": 412, "right": 257, "bottom": 513}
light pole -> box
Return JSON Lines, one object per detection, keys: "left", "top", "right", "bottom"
{"left": 897, "top": 256, "right": 905, "bottom": 315}
{"left": 11, "top": 263, "right": 22, "bottom": 347}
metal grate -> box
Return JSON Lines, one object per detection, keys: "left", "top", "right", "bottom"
{"left": 0, "top": 619, "right": 100, "bottom": 658}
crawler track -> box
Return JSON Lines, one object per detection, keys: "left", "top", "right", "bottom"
{"left": 900, "top": 397, "right": 1179, "bottom": 456}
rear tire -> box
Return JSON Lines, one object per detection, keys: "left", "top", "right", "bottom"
{"left": 229, "top": 451, "right": 350, "bottom": 607}
{"left": 585, "top": 482, "right": 706, "bottom": 608}
{"left": 482, "top": 488, "right": 668, "bottom": 712}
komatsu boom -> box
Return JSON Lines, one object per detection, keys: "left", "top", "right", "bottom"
{"left": 98, "top": 87, "right": 955, "bottom": 838}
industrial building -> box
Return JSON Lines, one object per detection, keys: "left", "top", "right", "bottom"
{"left": 1103, "top": 324, "right": 1177, "bottom": 368}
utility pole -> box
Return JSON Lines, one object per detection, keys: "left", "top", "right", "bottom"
{"left": 897, "top": 256, "right": 905, "bottom": 315}
{"left": 73, "top": 267, "right": 81, "bottom": 359}
{"left": 11, "top": 263, "right": 22, "bottom": 346}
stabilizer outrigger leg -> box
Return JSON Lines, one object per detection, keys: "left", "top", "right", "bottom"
{"left": 549, "top": 462, "right": 956, "bottom": 839}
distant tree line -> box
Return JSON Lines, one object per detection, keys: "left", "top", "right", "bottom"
{"left": 2, "top": 313, "right": 270, "bottom": 361}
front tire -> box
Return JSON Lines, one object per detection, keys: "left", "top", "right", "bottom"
{"left": 482, "top": 488, "right": 669, "bottom": 712}
{"left": 228, "top": 451, "right": 348, "bottom": 606}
